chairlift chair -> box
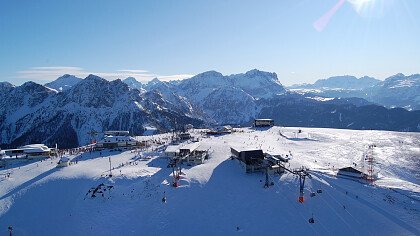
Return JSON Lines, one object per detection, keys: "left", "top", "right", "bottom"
{"left": 309, "top": 214, "right": 315, "bottom": 224}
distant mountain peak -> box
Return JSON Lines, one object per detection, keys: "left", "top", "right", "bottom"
{"left": 0, "top": 81, "right": 14, "bottom": 88}
{"left": 196, "top": 70, "right": 224, "bottom": 78}
{"left": 149, "top": 77, "right": 161, "bottom": 84}
{"left": 85, "top": 74, "right": 105, "bottom": 81}
{"left": 245, "top": 69, "right": 278, "bottom": 80}
{"left": 45, "top": 74, "right": 82, "bottom": 92}
{"left": 124, "top": 76, "right": 138, "bottom": 82}
{"left": 61, "top": 74, "right": 73, "bottom": 78}
{"left": 392, "top": 73, "right": 405, "bottom": 77}
{"left": 301, "top": 75, "right": 381, "bottom": 90}
{"left": 123, "top": 77, "right": 144, "bottom": 90}
{"left": 22, "top": 81, "right": 41, "bottom": 88}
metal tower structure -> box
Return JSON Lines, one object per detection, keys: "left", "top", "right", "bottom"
{"left": 281, "top": 165, "right": 312, "bottom": 203}
{"left": 366, "top": 145, "right": 375, "bottom": 183}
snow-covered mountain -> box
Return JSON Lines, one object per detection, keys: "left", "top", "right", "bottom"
{"left": 201, "top": 87, "right": 257, "bottom": 124}
{"left": 176, "top": 69, "right": 285, "bottom": 101}
{"left": 259, "top": 93, "right": 420, "bottom": 131}
{"left": 367, "top": 73, "right": 420, "bottom": 110}
{"left": 173, "top": 69, "right": 285, "bottom": 124}
{"left": 291, "top": 75, "right": 380, "bottom": 90}
{"left": 1, "top": 70, "right": 419, "bottom": 148}
{"left": 0, "top": 81, "right": 14, "bottom": 92}
{"left": 45, "top": 74, "right": 82, "bottom": 91}
{"left": 0, "top": 75, "right": 203, "bottom": 148}
{"left": 123, "top": 77, "right": 144, "bottom": 91}
{"left": 289, "top": 74, "right": 420, "bottom": 110}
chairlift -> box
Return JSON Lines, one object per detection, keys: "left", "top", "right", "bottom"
{"left": 310, "top": 192, "right": 316, "bottom": 197}
{"left": 309, "top": 213, "right": 315, "bottom": 224}
{"left": 317, "top": 189, "right": 322, "bottom": 194}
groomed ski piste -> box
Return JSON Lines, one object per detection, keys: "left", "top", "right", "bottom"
{"left": 0, "top": 127, "right": 419, "bottom": 235}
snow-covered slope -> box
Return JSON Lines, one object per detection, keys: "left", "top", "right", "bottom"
{"left": 45, "top": 74, "right": 82, "bottom": 92}
{"left": 0, "top": 127, "right": 419, "bottom": 235}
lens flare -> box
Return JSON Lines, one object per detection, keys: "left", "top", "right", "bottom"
{"left": 313, "top": 0, "right": 346, "bottom": 32}
{"left": 348, "top": 0, "right": 375, "bottom": 13}
{"left": 313, "top": 0, "right": 391, "bottom": 32}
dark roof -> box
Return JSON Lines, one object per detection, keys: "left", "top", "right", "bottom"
{"left": 338, "top": 167, "right": 362, "bottom": 174}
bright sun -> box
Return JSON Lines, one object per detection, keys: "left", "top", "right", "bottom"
{"left": 348, "top": 0, "right": 374, "bottom": 8}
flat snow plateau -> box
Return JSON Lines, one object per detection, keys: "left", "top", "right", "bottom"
{"left": 0, "top": 127, "right": 419, "bottom": 235}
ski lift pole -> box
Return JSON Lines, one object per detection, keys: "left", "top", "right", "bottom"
{"left": 172, "top": 159, "right": 178, "bottom": 187}
{"left": 108, "top": 157, "right": 112, "bottom": 177}
{"left": 264, "top": 167, "right": 270, "bottom": 188}
{"left": 299, "top": 174, "right": 306, "bottom": 203}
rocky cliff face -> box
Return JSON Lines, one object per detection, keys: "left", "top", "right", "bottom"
{"left": 0, "top": 75, "right": 203, "bottom": 148}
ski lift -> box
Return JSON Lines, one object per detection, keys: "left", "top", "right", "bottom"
{"left": 310, "top": 192, "right": 316, "bottom": 197}
{"left": 317, "top": 189, "right": 322, "bottom": 194}
{"left": 298, "top": 196, "right": 304, "bottom": 203}
{"left": 309, "top": 214, "right": 315, "bottom": 224}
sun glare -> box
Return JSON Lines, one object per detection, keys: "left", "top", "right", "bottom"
{"left": 348, "top": 0, "right": 375, "bottom": 12}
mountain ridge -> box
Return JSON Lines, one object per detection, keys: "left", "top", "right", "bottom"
{"left": 1, "top": 70, "right": 419, "bottom": 148}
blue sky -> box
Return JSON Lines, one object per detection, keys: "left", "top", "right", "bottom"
{"left": 1, "top": 0, "right": 419, "bottom": 85}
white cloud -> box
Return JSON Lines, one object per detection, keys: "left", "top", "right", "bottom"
{"left": 117, "top": 69, "right": 149, "bottom": 73}
{"left": 16, "top": 67, "right": 85, "bottom": 81}
{"left": 158, "top": 74, "right": 194, "bottom": 82}
{"left": 14, "top": 66, "right": 193, "bottom": 83}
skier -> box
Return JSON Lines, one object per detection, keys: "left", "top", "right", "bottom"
{"left": 162, "top": 191, "right": 167, "bottom": 203}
